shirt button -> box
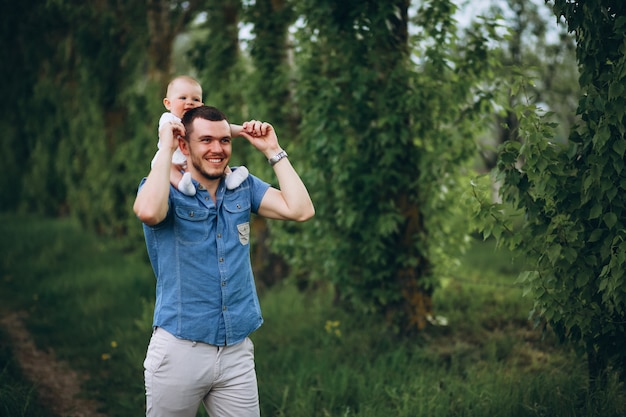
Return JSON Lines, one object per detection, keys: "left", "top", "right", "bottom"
{"left": 219, "top": 257, "right": 224, "bottom": 262}
{"left": 223, "top": 306, "right": 227, "bottom": 311}
{"left": 221, "top": 281, "right": 226, "bottom": 286}
{"left": 205, "top": 196, "right": 209, "bottom": 201}
{"left": 217, "top": 234, "right": 222, "bottom": 238}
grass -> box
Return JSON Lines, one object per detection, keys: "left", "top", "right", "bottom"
{"left": 0, "top": 327, "right": 54, "bottom": 417}
{"left": 0, "top": 213, "right": 624, "bottom": 417}
{"left": 0, "top": 213, "right": 153, "bottom": 415}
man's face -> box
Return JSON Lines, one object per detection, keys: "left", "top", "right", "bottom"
{"left": 182, "top": 118, "right": 232, "bottom": 181}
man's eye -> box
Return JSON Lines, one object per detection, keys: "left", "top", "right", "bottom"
{"left": 221, "top": 138, "right": 231, "bottom": 144}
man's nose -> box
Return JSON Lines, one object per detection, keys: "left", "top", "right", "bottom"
{"left": 208, "top": 140, "right": 222, "bottom": 152}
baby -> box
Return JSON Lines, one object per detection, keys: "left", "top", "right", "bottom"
{"left": 151, "top": 75, "right": 248, "bottom": 195}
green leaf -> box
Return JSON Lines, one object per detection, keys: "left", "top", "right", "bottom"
{"left": 603, "top": 212, "right": 618, "bottom": 229}
{"left": 608, "top": 82, "right": 624, "bottom": 101}
{"left": 575, "top": 273, "right": 589, "bottom": 288}
{"left": 546, "top": 244, "right": 562, "bottom": 264}
{"left": 612, "top": 139, "right": 626, "bottom": 157}
{"left": 588, "top": 203, "right": 603, "bottom": 219}
{"left": 588, "top": 228, "right": 604, "bottom": 242}
{"left": 592, "top": 126, "right": 611, "bottom": 148}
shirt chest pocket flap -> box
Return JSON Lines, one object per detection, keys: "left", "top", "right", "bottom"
{"left": 223, "top": 198, "right": 251, "bottom": 214}
{"left": 174, "top": 207, "right": 210, "bottom": 243}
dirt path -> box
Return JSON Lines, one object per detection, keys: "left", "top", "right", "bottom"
{"left": 0, "top": 311, "right": 108, "bottom": 417}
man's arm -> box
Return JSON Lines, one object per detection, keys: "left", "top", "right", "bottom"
{"left": 133, "top": 121, "right": 183, "bottom": 225}
{"left": 240, "top": 121, "right": 314, "bottom": 222}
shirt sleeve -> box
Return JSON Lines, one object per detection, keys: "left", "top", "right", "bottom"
{"left": 248, "top": 174, "right": 271, "bottom": 214}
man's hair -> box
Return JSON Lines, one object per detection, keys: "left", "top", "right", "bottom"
{"left": 181, "top": 106, "right": 228, "bottom": 139}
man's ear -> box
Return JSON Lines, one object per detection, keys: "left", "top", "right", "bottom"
{"left": 178, "top": 137, "right": 190, "bottom": 156}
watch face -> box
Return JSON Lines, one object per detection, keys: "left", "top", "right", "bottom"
{"left": 269, "top": 151, "right": 287, "bottom": 165}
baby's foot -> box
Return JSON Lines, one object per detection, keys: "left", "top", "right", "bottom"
{"left": 178, "top": 171, "right": 196, "bottom": 196}
{"left": 225, "top": 166, "right": 249, "bottom": 190}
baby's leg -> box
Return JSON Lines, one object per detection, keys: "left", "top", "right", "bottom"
{"left": 172, "top": 164, "right": 196, "bottom": 196}
{"left": 223, "top": 124, "right": 247, "bottom": 190}
{"left": 225, "top": 165, "right": 249, "bottom": 190}
{"left": 230, "top": 123, "right": 243, "bottom": 137}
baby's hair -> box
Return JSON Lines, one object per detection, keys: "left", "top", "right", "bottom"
{"left": 166, "top": 75, "right": 201, "bottom": 96}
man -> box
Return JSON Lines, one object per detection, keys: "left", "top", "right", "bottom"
{"left": 133, "top": 105, "right": 314, "bottom": 417}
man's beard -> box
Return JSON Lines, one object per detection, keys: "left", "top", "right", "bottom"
{"left": 190, "top": 155, "right": 225, "bottom": 181}
{"left": 200, "top": 171, "right": 225, "bottom": 181}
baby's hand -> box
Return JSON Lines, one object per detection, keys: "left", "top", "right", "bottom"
{"left": 230, "top": 124, "right": 243, "bottom": 137}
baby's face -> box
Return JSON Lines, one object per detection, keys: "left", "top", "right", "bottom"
{"left": 165, "top": 80, "right": 203, "bottom": 118}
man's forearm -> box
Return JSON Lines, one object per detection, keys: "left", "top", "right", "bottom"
{"left": 271, "top": 156, "right": 315, "bottom": 222}
{"left": 133, "top": 149, "right": 174, "bottom": 225}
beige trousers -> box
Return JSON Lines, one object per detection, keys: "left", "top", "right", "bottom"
{"left": 144, "top": 327, "right": 259, "bottom": 417}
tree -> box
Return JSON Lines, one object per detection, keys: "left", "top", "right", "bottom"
{"left": 147, "top": 0, "right": 208, "bottom": 89}
{"left": 490, "top": 0, "right": 626, "bottom": 388}
{"left": 242, "top": 0, "right": 300, "bottom": 289}
{"left": 0, "top": 0, "right": 51, "bottom": 212}
{"left": 293, "top": 0, "right": 502, "bottom": 332}
{"left": 1, "top": 1, "right": 209, "bottom": 240}
{"left": 478, "top": 0, "right": 579, "bottom": 171}
{"left": 189, "top": 0, "right": 245, "bottom": 118}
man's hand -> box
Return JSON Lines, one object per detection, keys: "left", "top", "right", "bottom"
{"left": 239, "top": 120, "right": 282, "bottom": 159}
{"left": 159, "top": 120, "right": 186, "bottom": 152}
{"left": 239, "top": 119, "right": 314, "bottom": 222}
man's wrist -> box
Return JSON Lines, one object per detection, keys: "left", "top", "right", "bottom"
{"left": 268, "top": 150, "right": 288, "bottom": 166}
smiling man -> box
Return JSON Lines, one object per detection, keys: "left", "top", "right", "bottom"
{"left": 133, "top": 105, "right": 314, "bottom": 417}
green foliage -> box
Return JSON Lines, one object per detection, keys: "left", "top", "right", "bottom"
{"left": 0, "top": 0, "right": 162, "bottom": 243}
{"left": 0, "top": 0, "right": 64, "bottom": 213}
{"left": 190, "top": 0, "right": 246, "bottom": 121}
{"left": 240, "top": 0, "right": 298, "bottom": 174}
{"left": 484, "top": 0, "right": 626, "bottom": 386}
{"left": 289, "top": 0, "right": 503, "bottom": 329}
{"left": 484, "top": 0, "right": 580, "bottom": 147}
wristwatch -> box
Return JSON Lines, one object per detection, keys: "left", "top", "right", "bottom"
{"left": 268, "top": 150, "right": 288, "bottom": 166}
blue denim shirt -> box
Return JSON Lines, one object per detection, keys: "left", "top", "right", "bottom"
{"left": 139, "top": 171, "right": 270, "bottom": 346}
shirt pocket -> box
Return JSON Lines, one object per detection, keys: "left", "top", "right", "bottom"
{"left": 174, "top": 207, "right": 210, "bottom": 244}
{"left": 223, "top": 194, "right": 251, "bottom": 245}
{"left": 237, "top": 222, "right": 250, "bottom": 245}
